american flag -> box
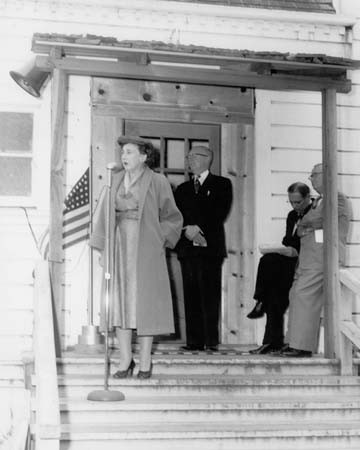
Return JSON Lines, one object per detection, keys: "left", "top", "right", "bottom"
{"left": 62, "top": 168, "right": 90, "bottom": 249}
{"left": 38, "top": 168, "right": 90, "bottom": 259}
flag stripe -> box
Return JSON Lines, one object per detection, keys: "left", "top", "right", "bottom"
{"left": 63, "top": 222, "right": 89, "bottom": 239}
{"left": 63, "top": 209, "right": 90, "bottom": 227}
{"left": 63, "top": 215, "right": 90, "bottom": 233}
{"left": 63, "top": 233, "right": 90, "bottom": 249}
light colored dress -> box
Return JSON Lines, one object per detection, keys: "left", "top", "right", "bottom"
{"left": 113, "top": 170, "right": 144, "bottom": 329}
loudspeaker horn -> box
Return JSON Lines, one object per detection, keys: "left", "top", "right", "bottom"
{"left": 10, "top": 59, "right": 50, "bottom": 98}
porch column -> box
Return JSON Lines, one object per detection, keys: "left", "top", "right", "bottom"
{"left": 322, "top": 88, "right": 340, "bottom": 358}
{"left": 49, "top": 68, "right": 67, "bottom": 355}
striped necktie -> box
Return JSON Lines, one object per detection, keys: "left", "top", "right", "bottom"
{"left": 194, "top": 175, "right": 200, "bottom": 194}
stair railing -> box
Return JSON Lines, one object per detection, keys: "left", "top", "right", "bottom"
{"left": 33, "top": 260, "right": 60, "bottom": 450}
{"left": 339, "top": 268, "right": 360, "bottom": 375}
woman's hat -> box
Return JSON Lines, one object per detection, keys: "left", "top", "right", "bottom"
{"left": 117, "top": 135, "right": 154, "bottom": 149}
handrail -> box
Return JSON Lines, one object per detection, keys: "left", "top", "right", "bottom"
{"left": 339, "top": 268, "right": 360, "bottom": 375}
{"left": 33, "top": 259, "right": 60, "bottom": 449}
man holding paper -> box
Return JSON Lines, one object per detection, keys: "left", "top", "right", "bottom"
{"left": 282, "top": 163, "right": 351, "bottom": 357}
{"left": 248, "top": 182, "right": 312, "bottom": 354}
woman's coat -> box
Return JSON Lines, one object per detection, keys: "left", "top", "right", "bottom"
{"left": 89, "top": 167, "right": 183, "bottom": 335}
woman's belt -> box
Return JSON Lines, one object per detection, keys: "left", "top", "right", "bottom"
{"left": 115, "top": 209, "right": 139, "bottom": 221}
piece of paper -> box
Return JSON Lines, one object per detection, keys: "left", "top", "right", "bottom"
{"left": 315, "top": 229, "right": 324, "bottom": 243}
{"left": 259, "top": 244, "right": 298, "bottom": 257}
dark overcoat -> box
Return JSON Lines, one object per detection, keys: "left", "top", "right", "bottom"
{"left": 89, "top": 167, "right": 183, "bottom": 335}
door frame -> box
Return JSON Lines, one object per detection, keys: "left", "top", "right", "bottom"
{"left": 91, "top": 78, "right": 256, "bottom": 345}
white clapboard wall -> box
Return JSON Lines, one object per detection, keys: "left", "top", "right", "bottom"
{"left": 254, "top": 83, "right": 360, "bottom": 337}
{"left": 0, "top": 0, "right": 359, "bottom": 351}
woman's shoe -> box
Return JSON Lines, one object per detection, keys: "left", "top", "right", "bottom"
{"left": 247, "top": 301, "right": 265, "bottom": 319}
{"left": 113, "top": 359, "right": 135, "bottom": 379}
{"left": 137, "top": 362, "right": 153, "bottom": 379}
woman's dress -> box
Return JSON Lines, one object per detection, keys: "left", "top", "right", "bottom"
{"left": 112, "top": 171, "right": 144, "bottom": 329}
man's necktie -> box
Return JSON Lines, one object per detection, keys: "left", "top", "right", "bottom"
{"left": 194, "top": 175, "right": 200, "bottom": 194}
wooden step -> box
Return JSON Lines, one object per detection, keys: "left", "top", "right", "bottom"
{"left": 57, "top": 353, "right": 342, "bottom": 376}
{"left": 59, "top": 420, "right": 360, "bottom": 450}
{"left": 58, "top": 394, "right": 360, "bottom": 423}
{"left": 53, "top": 373, "right": 360, "bottom": 397}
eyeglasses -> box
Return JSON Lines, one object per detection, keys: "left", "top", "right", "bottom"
{"left": 187, "top": 153, "right": 210, "bottom": 159}
{"left": 309, "top": 172, "right": 322, "bottom": 178}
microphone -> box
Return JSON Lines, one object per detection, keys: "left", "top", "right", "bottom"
{"left": 106, "top": 162, "right": 122, "bottom": 172}
{"left": 106, "top": 162, "right": 122, "bottom": 186}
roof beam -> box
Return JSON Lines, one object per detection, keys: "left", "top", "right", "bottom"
{"left": 35, "top": 55, "right": 352, "bottom": 93}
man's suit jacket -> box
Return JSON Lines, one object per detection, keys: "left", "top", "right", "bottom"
{"left": 175, "top": 173, "right": 233, "bottom": 259}
{"left": 282, "top": 204, "right": 312, "bottom": 254}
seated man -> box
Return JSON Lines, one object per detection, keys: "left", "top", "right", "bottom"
{"left": 248, "top": 182, "right": 312, "bottom": 354}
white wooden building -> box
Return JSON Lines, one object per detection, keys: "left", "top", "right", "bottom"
{"left": 1, "top": 1, "right": 360, "bottom": 448}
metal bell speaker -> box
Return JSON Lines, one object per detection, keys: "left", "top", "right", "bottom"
{"left": 9, "top": 59, "right": 50, "bottom": 98}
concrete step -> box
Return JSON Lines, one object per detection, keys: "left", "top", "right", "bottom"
{"left": 53, "top": 373, "right": 360, "bottom": 397}
{"left": 58, "top": 394, "right": 360, "bottom": 424}
{"left": 57, "top": 354, "right": 342, "bottom": 376}
{"left": 59, "top": 420, "right": 360, "bottom": 450}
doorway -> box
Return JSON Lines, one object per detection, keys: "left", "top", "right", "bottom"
{"left": 91, "top": 78, "right": 256, "bottom": 346}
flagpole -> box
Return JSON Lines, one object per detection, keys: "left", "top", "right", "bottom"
{"left": 76, "top": 157, "right": 104, "bottom": 352}
{"left": 87, "top": 163, "right": 124, "bottom": 402}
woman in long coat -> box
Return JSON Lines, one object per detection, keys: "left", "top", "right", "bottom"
{"left": 89, "top": 136, "right": 183, "bottom": 378}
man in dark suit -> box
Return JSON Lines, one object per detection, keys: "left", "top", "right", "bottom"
{"left": 175, "top": 146, "right": 232, "bottom": 352}
{"left": 248, "top": 182, "right": 312, "bottom": 354}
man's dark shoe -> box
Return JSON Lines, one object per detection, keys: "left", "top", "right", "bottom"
{"left": 247, "top": 301, "right": 265, "bottom": 319}
{"left": 280, "top": 347, "right": 312, "bottom": 358}
{"left": 249, "top": 343, "right": 279, "bottom": 355}
{"left": 180, "top": 345, "right": 204, "bottom": 352}
{"left": 205, "top": 346, "right": 218, "bottom": 352}
{"left": 269, "top": 344, "right": 288, "bottom": 355}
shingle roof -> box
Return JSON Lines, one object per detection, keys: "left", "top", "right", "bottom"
{"left": 166, "top": 0, "right": 336, "bottom": 14}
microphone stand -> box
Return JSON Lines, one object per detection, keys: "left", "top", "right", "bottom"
{"left": 87, "top": 164, "right": 125, "bottom": 402}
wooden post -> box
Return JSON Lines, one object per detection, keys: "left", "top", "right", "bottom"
{"left": 322, "top": 88, "right": 340, "bottom": 359}
{"left": 49, "top": 68, "right": 67, "bottom": 354}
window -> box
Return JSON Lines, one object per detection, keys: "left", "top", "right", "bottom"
{"left": 0, "top": 112, "right": 33, "bottom": 198}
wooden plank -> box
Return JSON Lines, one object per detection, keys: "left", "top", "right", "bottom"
{"left": 0, "top": 310, "right": 33, "bottom": 335}
{"left": 347, "top": 245, "right": 360, "bottom": 266}
{"left": 92, "top": 78, "right": 254, "bottom": 114}
{"left": 340, "top": 297, "right": 355, "bottom": 375}
{"left": 270, "top": 171, "right": 360, "bottom": 199}
{"left": 93, "top": 103, "right": 254, "bottom": 124}
{"left": 271, "top": 148, "right": 321, "bottom": 173}
{"left": 349, "top": 199, "right": 360, "bottom": 221}
{"left": 49, "top": 68, "right": 67, "bottom": 353}
{"left": 340, "top": 268, "right": 360, "bottom": 296}
{"left": 349, "top": 222, "right": 360, "bottom": 244}
{"left": 271, "top": 125, "right": 322, "bottom": 149}
{"left": 340, "top": 320, "right": 360, "bottom": 349}
{"left": 322, "top": 88, "right": 340, "bottom": 359}
{"left": 33, "top": 260, "right": 60, "bottom": 448}
{"left": 35, "top": 55, "right": 352, "bottom": 93}
{"left": 49, "top": 68, "right": 67, "bottom": 263}
{"left": 271, "top": 102, "right": 360, "bottom": 129}
{"left": 271, "top": 148, "right": 360, "bottom": 175}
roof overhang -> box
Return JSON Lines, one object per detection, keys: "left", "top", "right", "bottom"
{"left": 32, "top": 33, "right": 360, "bottom": 93}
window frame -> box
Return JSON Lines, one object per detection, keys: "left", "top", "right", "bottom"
{"left": 0, "top": 106, "right": 42, "bottom": 207}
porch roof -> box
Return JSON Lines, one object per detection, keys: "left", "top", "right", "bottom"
{"left": 165, "top": 0, "right": 336, "bottom": 14}
{"left": 32, "top": 33, "right": 360, "bottom": 93}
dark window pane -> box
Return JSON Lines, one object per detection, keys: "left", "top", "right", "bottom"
{"left": 0, "top": 112, "right": 33, "bottom": 152}
{"left": 0, "top": 157, "right": 32, "bottom": 196}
